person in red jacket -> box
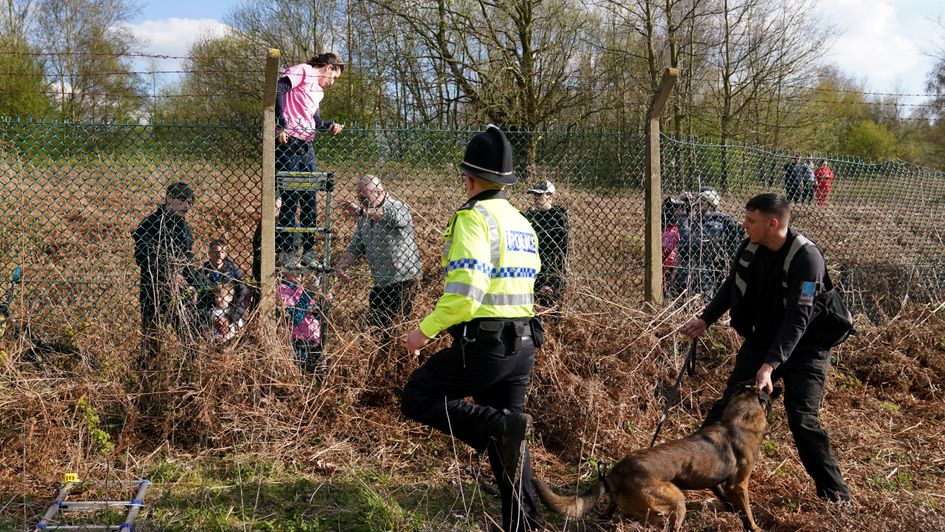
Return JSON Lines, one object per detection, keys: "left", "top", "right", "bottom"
{"left": 814, "top": 159, "right": 835, "bottom": 206}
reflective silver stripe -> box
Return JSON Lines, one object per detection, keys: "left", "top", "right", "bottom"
{"left": 481, "top": 292, "right": 534, "bottom": 306}
{"left": 739, "top": 243, "right": 758, "bottom": 267}
{"left": 781, "top": 235, "right": 812, "bottom": 289}
{"left": 460, "top": 159, "right": 514, "bottom": 176}
{"left": 473, "top": 203, "right": 501, "bottom": 267}
{"left": 445, "top": 281, "right": 485, "bottom": 302}
{"left": 735, "top": 274, "right": 748, "bottom": 296}
{"left": 442, "top": 238, "right": 452, "bottom": 260}
{"left": 781, "top": 235, "right": 813, "bottom": 304}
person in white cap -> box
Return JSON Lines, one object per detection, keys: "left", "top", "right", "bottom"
{"left": 524, "top": 180, "right": 569, "bottom": 313}
{"left": 673, "top": 186, "right": 744, "bottom": 300}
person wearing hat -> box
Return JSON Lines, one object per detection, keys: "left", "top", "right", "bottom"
{"left": 275, "top": 52, "right": 345, "bottom": 270}
{"left": 673, "top": 186, "right": 744, "bottom": 300}
{"left": 661, "top": 195, "right": 687, "bottom": 295}
{"left": 133, "top": 181, "right": 202, "bottom": 355}
{"left": 402, "top": 125, "right": 543, "bottom": 531}
{"left": 524, "top": 179, "right": 569, "bottom": 313}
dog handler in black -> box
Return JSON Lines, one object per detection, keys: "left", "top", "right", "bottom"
{"left": 681, "top": 193, "right": 851, "bottom": 502}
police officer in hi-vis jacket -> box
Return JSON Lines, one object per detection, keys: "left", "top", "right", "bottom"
{"left": 403, "top": 125, "right": 544, "bottom": 531}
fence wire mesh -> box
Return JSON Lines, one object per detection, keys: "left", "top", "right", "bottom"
{"left": 0, "top": 117, "right": 943, "bottom": 358}
{"left": 660, "top": 135, "right": 945, "bottom": 320}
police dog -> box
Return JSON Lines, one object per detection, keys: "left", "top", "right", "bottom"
{"left": 534, "top": 384, "right": 777, "bottom": 532}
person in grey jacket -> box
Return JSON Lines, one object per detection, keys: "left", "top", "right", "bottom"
{"left": 335, "top": 175, "right": 422, "bottom": 331}
{"left": 800, "top": 153, "right": 816, "bottom": 204}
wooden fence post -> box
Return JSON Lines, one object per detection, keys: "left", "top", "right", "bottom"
{"left": 260, "top": 49, "right": 281, "bottom": 317}
{"left": 645, "top": 67, "right": 678, "bottom": 306}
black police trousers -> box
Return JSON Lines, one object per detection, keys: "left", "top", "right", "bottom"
{"left": 702, "top": 338, "right": 851, "bottom": 501}
{"left": 401, "top": 322, "right": 540, "bottom": 531}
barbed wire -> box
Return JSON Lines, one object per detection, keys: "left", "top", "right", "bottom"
{"left": 2, "top": 49, "right": 943, "bottom": 101}
{"left": 688, "top": 92, "right": 937, "bottom": 109}
{"left": 0, "top": 70, "right": 265, "bottom": 78}
{"left": 0, "top": 50, "right": 261, "bottom": 61}
{"left": 0, "top": 88, "right": 262, "bottom": 99}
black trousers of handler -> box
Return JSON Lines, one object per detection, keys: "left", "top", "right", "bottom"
{"left": 702, "top": 338, "right": 851, "bottom": 501}
{"left": 402, "top": 323, "right": 540, "bottom": 531}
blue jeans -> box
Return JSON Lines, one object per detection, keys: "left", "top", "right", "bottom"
{"left": 276, "top": 137, "right": 318, "bottom": 254}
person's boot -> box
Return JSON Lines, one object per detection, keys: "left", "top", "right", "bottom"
{"left": 488, "top": 410, "right": 531, "bottom": 483}
{"left": 817, "top": 486, "right": 852, "bottom": 503}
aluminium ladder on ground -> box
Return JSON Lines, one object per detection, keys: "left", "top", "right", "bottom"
{"left": 34, "top": 478, "right": 151, "bottom": 531}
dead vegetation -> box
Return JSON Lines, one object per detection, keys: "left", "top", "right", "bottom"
{"left": 1, "top": 295, "right": 943, "bottom": 530}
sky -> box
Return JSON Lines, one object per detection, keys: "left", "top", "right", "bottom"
{"left": 124, "top": 0, "right": 945, "bottom": 101}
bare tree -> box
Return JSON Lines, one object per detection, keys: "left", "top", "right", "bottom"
{"left": 369, "top": 0, "right": 589, "bottom": 128}
{"left": 34, "top": 0, "right": 144, "bottom": 120}
{"left": 225, "top": 0, "right": 346, "bottom": 62}
{"left": 704, "top": 0, "right": 829, "bottom": 189}
{"left": 1, "top": 0, "right": 34, "bottom": 38}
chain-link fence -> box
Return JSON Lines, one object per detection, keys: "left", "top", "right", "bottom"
{"left": 1, "top": 117, "right": 943, "bottom": 353}
{"left": 660, "top": 136, "right": 945, "bottom": 320}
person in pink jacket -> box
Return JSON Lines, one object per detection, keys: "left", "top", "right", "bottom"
{"left": 275, "top": 52, "right": 345, "bottom": 270}
{"left": 278, "top": 272, "right": 328, "bottom": 374}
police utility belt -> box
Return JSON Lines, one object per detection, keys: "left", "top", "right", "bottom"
{"left": 448, "top": 317, "right": 545, "bottom": 349}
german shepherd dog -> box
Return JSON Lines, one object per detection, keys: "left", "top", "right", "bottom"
{"left": 535, "top": 384, "right": 778, "bottom": 531}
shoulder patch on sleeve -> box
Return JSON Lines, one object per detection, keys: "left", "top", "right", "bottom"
{"left": 798, "top": 281, "right": 817, "bottom": 306}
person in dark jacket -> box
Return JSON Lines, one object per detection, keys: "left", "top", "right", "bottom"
{"left": 133, "top": 182, "right": 201, "bottom": 349}
{"left": 673, "top": 187, "right": 744, "bottom": 300}
{"left": 198, "top": 238, "right": 247, "bottom": 319}
{"left": 783, "top": 151, "right": 804, "bottom": 202}
{"left": 524, "top": 180, "right": 569, "bottom": 312}
{"left": 680, "top": 193, "right": 851, "bottom": 503}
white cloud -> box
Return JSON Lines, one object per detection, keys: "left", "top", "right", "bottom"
{"left": 122, "top": 18, "right": 231, "bottom": 72}
{"left": 816, "top": 0, "right": 933, "bottom": 95}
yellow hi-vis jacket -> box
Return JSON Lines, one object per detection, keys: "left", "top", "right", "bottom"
{"left": 419, "top": 190, "right": 541, "bottom": 339}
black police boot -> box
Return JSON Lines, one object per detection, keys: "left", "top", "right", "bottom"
{"left": 817, "top": 486, "right": 852, "bottom": 503}
{"left": 488, "top": 409, "right": 531, "bottom": 483}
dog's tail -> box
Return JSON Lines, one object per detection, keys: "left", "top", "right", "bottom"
{"left": 533, "top": 478, "right": 605, "bottom": 519}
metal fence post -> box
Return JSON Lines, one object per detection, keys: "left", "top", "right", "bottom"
{"left": 260, "top": 49, "right": 281, "bottom": 317}
{"left": 644, "top": 67, "right": 678, "bottom": 306}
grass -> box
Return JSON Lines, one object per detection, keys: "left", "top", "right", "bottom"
{"left": 139, "top": 457, "right": 488, "bottom": 531}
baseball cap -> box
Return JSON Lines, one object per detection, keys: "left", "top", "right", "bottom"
{"left": 529, "top": 180, "right": 556, "bottom": 194}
